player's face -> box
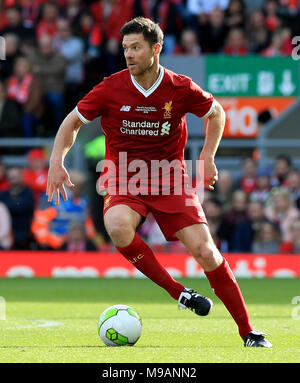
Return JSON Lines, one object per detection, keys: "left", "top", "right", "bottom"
{"left": 122, "top": 33, "right": 159, "bottom": 76}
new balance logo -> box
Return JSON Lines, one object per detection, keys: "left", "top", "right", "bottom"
{"left": 160, "top": 121, "right": 171, "bottom": 135}
{"left": 120, "top": 105, "right": 131, "bottom": 112}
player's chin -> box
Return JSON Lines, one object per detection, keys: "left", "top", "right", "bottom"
{"left": 128, "top": 64, "right": 140, "bottom": 75}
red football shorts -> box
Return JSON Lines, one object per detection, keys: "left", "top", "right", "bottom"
{"left": 103, "top": 189, "right": 207, "bottom": 241}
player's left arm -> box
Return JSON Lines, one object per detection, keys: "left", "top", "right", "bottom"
{"left": 200, "top": 100, "right": 226, "bottom": 190}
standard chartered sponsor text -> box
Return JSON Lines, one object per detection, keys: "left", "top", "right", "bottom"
{"left": 122, "top": 119, "right": 160, "bottom": 128}
{"left": 120, "top": 127, "right": 159, "bottom": 136}
{"left": 121, "top": 119, "right": 160, "bottom": 136}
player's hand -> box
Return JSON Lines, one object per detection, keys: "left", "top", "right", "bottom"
{"left": 46, "top": 163, "right": 74, "bottom": 205}
{"left": 199, "top": 156, "right": 218, "bottom": 191}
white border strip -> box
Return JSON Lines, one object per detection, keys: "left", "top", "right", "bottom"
{"left": 202, "top": 99, "right": 216, "bottom": 119}
{"left": 75, "top": 106, "right": 91, "bottom": 124}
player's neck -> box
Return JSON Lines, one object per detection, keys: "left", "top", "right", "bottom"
{"left": 133, "top": 63, "right": 161, "bottom": 91}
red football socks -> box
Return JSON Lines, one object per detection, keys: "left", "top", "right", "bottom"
{"left": 116, "top": 232, "right": 184, "bottom": 300}
{"left": 116, "top": 234, "right": 253, "bottom": 338}
{"left": 205, "top": 258, "right": 254, "bottom": 338}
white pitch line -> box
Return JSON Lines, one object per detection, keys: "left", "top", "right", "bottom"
{"left": 1, "top": 319, "right": 62, "bottom": 329}
{"left": 15, "top": 320, "right": 62, "bottom": 329}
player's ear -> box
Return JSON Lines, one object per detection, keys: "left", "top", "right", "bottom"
{"left": 153, "top": 43, "right": 162, "bottom": 56}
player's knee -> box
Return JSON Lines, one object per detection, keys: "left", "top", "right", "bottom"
{"left": 105, "top": 219, "right": 134, "bottom": 247}
{"left": 192, "top": 241, "right": 216, "bottom": 265}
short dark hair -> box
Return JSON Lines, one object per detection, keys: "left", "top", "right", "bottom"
{"left": 120, "top": 17, "right": 164, "bottom": 47}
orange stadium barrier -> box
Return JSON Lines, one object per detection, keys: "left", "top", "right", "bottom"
{"left": 0, "top": 252, "right": 299, "bottom": 278}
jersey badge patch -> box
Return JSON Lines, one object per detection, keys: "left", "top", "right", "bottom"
{"left": 162, "top": 101, "right": 173, "bottom": 119}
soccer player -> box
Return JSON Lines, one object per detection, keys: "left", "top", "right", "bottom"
{"left": 46, "top": 17, "right": 272, "bottom": 348}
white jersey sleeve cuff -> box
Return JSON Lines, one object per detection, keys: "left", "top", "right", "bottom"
{"left": 202, "top": 99, "right": 216, "bottom": 118}
{"left": 76, "top": 106, "right": 91, "bottom": 124}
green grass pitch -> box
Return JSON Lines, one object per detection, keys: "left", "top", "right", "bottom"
{"left": 0, "top": 277, "right": 299, "bottom": 363}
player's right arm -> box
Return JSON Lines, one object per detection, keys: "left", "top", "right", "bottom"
{"left": 46, "top": 109, "right": 82, "bottom": 205}
{"left": 47, "top": 77, "right": 108, "bottom": 204}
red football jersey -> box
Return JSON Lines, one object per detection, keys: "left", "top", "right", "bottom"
{"left": 76, "top": 66, "right": 215, "bottom": 194}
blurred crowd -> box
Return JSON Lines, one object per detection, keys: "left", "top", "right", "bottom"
{"left": 0, "top": 151, "right": 300, "bottom": 254}
{"left": 140, "top": 154, "right": 300, "bottom": 255}
{"left": 0, "top": 0, "right": 300, "bottom": 138}
{"left": 0, "top": 0, "right": 300, "bottom": 254}
{"left": 0, "top": 148, "right": 105, "bottom": 252}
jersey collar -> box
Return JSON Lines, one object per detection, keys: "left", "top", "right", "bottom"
{"left": 130, "top": 65, "right": 165, "bottom": 98}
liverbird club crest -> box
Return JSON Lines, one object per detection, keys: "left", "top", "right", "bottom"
{"left": 162, "top": 101, "right": 172, "bottom": 119}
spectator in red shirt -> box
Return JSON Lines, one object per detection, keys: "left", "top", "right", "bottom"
{"left": 90, "top": 0, "right": 133, "bottom": 74}
{"left": 7, "top": 55, "right": 44, "bottom": 137}
{"left": 262, "top": 29, "right": 284, "bottom": 56}
{"left": 223, "top": 27, "right": 248, "bottom": 55}
{"left": 173, "top": 28, "right": 201, "bottom": 55}
{"left": 22, "top": 148, "right": 48, "bottom": 205}
{"left": 21, "top": 0, "right": 44, "bottom": 29}
{"left": 90, "top": 0, "right": 133, "bottom": 41}
{"left": 264, "top": 0, "right": 281, "bottom": 32}
{"left": 0, "top": 5, "right": 8, "bottom": 31}
{"left": 280, "top": 27, "right": 294, "bottom": 55}
{"left": 262, "top": 28, "right": 293, "bottom": 56}
{"left": 0, "top": 5, "right": 35, "bottom": 41}
{"left": 235, "top": 157, "right": 258, "bottom": 195}
{"left": 36, "top": 1, "right": 60, "bottom": 39}
{"left": 78, "top": 11, "right": 102, "bottom": 51}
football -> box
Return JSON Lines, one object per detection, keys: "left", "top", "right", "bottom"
{"left": 98, "top": 304, "right": 142, "bottom": 346}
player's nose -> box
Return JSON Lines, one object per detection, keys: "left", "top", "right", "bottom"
{"left": 125, "top": 48, "right": 134, "bottom": 59}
